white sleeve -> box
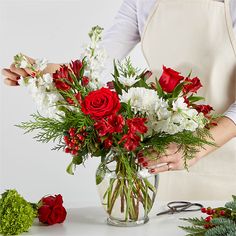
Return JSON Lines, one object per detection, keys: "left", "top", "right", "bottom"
{"left": 102, "top": 0, "right": 140, "bottom": 61}
{"left": 224, "top": 103, "right": 236, "bottom": 125}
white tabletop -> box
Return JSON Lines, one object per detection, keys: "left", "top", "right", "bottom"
{"left": 24, "top": 201, "right": 225, "bottom": 236}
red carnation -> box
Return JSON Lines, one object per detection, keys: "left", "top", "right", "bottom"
{"left": 38, "top": 194, "right": 67, "bottom": 225}
{"left": 195, "top": 105, "right": 213, "bottom": 116}
{"left": 81, "top": 87, "right": 121, "bottom": 120}
{"left": 70, "top": 60, "right": 83, "bottom": 78}
{"left": 183, "top": 77, "right": 202, "bottom": 94}
{"left": 159, "top": 66, "right": 184, "bottom": 93}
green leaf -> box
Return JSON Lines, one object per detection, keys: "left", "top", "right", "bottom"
{"left": 188, "top": 96, "right": 205, "bottom": 103}
{"left": 155, "top": 79, "right": 165, "bottom": 97}
{"left": 66, "top": 161, "right": 75, "bottom": 175}
{"left": 72, "top": 155, "right": 83, "bottom": 165}
{"left": 172, "top": 82, "right": 184, "bottom": 98}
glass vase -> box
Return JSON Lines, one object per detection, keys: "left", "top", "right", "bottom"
{"left": 95, "top": 150, "right": 159, "bottom": 227}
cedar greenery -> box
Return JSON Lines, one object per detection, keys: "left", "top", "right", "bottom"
{"left": 180, "top": 196, "right": 236, "bottom": 236}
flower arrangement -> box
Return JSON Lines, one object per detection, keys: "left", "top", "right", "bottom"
{"left": 180, "top": 196, "right": 236, "bottom": 235}
{"left": 13, "top": 26, "right": 217, "bottom": 225}
{"left": 0, "top": 190, "right": 66, "bottom": 235}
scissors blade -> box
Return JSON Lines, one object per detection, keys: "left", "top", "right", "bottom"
{"left": 156, "top": 209, "right": 173, "bottom": 216}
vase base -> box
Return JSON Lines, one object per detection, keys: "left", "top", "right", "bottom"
{"left": 107, "top": 216, "right": 149, "bottom": 227}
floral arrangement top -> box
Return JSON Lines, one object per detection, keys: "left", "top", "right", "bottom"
{"left": 15, "top": 26, "right": 216, "bottom": 176}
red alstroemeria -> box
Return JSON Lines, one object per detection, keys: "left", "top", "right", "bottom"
{"left": 107, "top": 81, "right": 115, "bottom": 90}
{"left": 107, "top": 114, "right": 125, "bottom": 133}
{"left": 53, "top": 65, "right": 73, "bottom": 91}
{"left": 94, "top": 119, "right": 113, "bottom": 137}
{"left": 195, "top": 105, "right": 213, "bottom": 116}
{"left": 126, "top": 118, "right": 148, "bottom": 134}
{"left": 183, "top": 77, "right": 202, "bottom": 94}
{"left": 143, "top": 70, "right": 153, "bottom": 80}
{"left": 70, "top": 60, "right": 83, "bottom": 78}
{"left": 119, "top": 132, "right": 141, "bottom": 152}
{"left": 183, "top": 96, "right": 191, "bottom": 107}
{"left": 82, "top": 76, "right": 90, "bottom": 86}
{"left": 159, "top": 66, "right": 184, "bottom": 93}
{"left": 104, "top": 136, "right": 113, "bottom": 149}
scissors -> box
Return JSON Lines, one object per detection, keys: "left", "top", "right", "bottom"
{"left": 156, "top": 201, "right": 204, "bottom": 216}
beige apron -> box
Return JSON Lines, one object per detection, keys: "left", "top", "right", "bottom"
{"left": 141, "top": 0, "right": 236, "bottom": 200}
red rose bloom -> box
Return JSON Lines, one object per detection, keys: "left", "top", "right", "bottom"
{"left": 81, "top": 87, "right": 121, "bottom": 120}
{"left": 183, "top": 77, "right": 202, "bottom": 94}
{"left": 159, "top": 66, "right": 184, "bottom": 93}
{"left": 70, "top": 60, "right": 83, "bottom": 78}
{"left": 195, "top": 105, "right": 213, "bottom": 116}
{"left": 38, "top": 194, "right": 67, "bottom": 225}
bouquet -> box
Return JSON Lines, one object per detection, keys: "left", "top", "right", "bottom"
{"left": 14, "top": 26, "right": 217, "bottom": 226}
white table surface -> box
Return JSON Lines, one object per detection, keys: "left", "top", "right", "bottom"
{"left": 24, "top": 201, "right": 225, "bottom": 236}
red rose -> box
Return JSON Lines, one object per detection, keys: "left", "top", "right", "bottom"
{"left": 53, "top": 65, "right": 73, "bottom": 91}
{"left": 119, "top": 132, "right": 141, "bottom": 151}
{"left": 81, "top": 87, "right": 121, "bottom": 120}
{"left": 159, "top": 66, "right": 184, "bottom": 93}
{"left": 183, "top": 77, "right": 202, "bottom": 94}
{"left": 195, "top": 105, "right": 213, "bottom": 116}
{"left": 70, "top": 60, "right": 83, "bottom": 78}
{"left": 127, "top": 118, "right": 148, "bottom": 134}
{"left": 38, "top": 194, "right": 67, "bottom": 225}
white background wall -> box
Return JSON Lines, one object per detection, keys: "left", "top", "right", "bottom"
{"left": 0, "top": 0, "right": 147, "bottom": 206}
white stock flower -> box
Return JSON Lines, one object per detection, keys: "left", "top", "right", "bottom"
{"left": 118, "top": 75, "right": 140, "bottom": 87}
{"left": 172, "top": 97, "right": 188, "bottom": 111}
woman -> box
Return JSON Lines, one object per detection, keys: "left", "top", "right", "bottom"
{"left": 2, "top": 0, "right": 236, "bottom": 200}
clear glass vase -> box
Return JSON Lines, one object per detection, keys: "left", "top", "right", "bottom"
{"left": 95, "top": 150, "right": 159, "bottom": 227}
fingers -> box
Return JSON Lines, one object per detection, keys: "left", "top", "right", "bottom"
{"left": 10, "top": 63, "right": 29, "bottom": 77}
{"left": 149, "top": 163, "right": 173, "bottom": 174}
{"left": 4, "top": 78, "right": 19, "bottom": 86}
{"left": 1, "top": 68, "right": 20, "bottom": 81}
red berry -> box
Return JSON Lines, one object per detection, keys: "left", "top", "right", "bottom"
{"left": 220, "top": 210, "right": 226, "bottom": 216}
{"left": 70, "top": 150, "right": 78, "bottom": 156}
{"left": 205, "top": 216, "right": 212, "bottom": 222}
{"left": 212, "top": 209, "right": 216, "bottom": 214}
{"left": 65, "top": 147, "right": 71, "bottom": 153}
{"left": 69, "top": 128, "right": 76, "bottom": 137}
{"left": 71, "top": 139, "right": 77, "bottom": 144}
{"left": 77, "top": 134, "right": 85, "bottom": 142}
{"left": 201, "top": 208, "right": 207, "bottom": 213}
{"left": 137, "top": 152, "right": 144, "bottom": 158}
{"left": 64, "top": 136, "right": 70, "bottom": 145}
{"left": 206, "top": 208, "right": 213, "bottom": 215}
{"left": 138, "top": 158, "right": 144, "bottom": 163}
{"left": 68, "top": 143, "right": 74, "bottom": 149}
{"left": 204, "top": 224, "right": 210, "bottom": 229}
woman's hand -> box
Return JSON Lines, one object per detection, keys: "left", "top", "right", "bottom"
{"left": 138, "top": 143, "right": 200, "bottom": 174}
{"left": 1, "top": 55, "right": 61, "bottom": 86}
{"left": 138, "top": 116, "right": 236, "bottom": 174}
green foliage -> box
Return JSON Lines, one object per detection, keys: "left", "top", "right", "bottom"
{"left": 143, "top": 128, "right": 214, "bottom": 169}
{"left": 180, "top": 196, "right": 236, "bottom": 236}
{"left": 0, "top": 190, "right": 36, "bottom": 235}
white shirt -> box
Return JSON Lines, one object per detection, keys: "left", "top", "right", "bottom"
{"left": 102, "top": 0, "right": 236, "bottom": 124}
